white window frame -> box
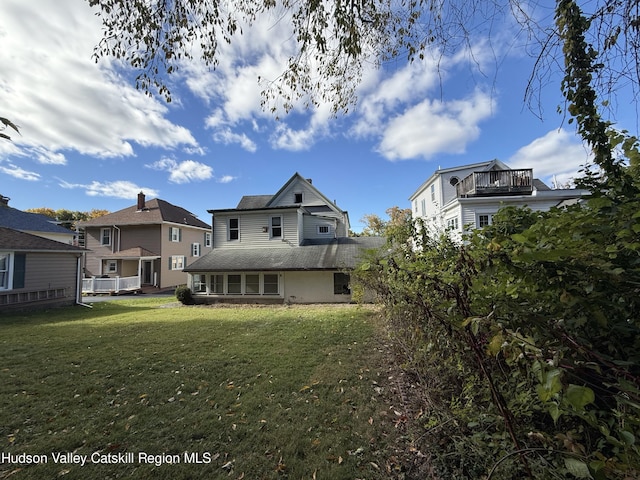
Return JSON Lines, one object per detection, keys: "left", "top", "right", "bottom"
{"left": 106, "top": 260, "right": 117, "bottom": 273}
{"left": 170, "top": 256, "right": 186, "bottom": 271}
{"left": 477, "top": 214, "right": 494, "bottom": 229}
{"left": 270, "top": 215, "right": 283, "bottom": 239}
{"left": 0, "top": 253, "right": 12, "bottom": 290}
{"left": 204, "top": 232, "right": 212, "bottom": 248}
{"left": 421, "top": 199, "right": 426, "bottom": 216}
{"left": 193, "top": 273, "right": 281, "bottom": 296}
{"left": 317, "top": 225, "right": 331, "bottom": 235}
{"left": 446, "top": 217, "right": 459, "bottom": 231}
{"left": 294, "top": 192, "right": 303, "bottom": 203}
{"left": 170, "top": 227, "right": 181, "bottom": 242}
{"left": 430, "top": 184, "right": 436, "bottom": 202}
{"left": 192, "top": 243, "right": 201, "bottom": 257}
{"left": 228, "top": 218, "right": 240, "bottom": 241}
{"left": 100, "top": 228, "right": 111, "bottom": 246}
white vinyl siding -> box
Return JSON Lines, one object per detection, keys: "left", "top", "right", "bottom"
{"left": 214, "top": 211, "right": 299, "bottom": 248}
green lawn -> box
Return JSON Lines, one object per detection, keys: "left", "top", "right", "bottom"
{"left": 0, "top": 300, "right": 398, "bottom": 479}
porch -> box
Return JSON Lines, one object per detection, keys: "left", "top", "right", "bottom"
{"left": 456, "top": 169, "right": 533, "bottom": 197}
{"left": 82, "top": 275, "right": 141, "bottom": 295}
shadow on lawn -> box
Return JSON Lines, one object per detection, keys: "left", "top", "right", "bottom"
{"left": 0, "top": 301, "right": 166, "bottom": 326}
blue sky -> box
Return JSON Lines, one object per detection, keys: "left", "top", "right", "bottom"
{"left": 0, "top": 1, "right": 632, "bottom": 232}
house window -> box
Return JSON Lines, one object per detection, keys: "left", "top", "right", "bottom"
{"left": 170, "top": 227, "right": 182, "bottom": 242}
{"left": 227, "top": 274, "right": 242, "bottom": 294}
{"left": 193, "top": 274, "right": 207, "bottom": 293}
{"left": 228, "top": 218, "right": 239, "bottom": 241}
{"left": 420, "top": 199, "right": 426, "bottom": 216}
{"left": 0, "top": 253, "right": 25, "bottom": 290}
{"left": 106, "top": 260, "right": 117, "bottom": 273}
{"left": 294, "top": 192, "right": 303, "bottom": 203}
{"left": 430, "top": 184, "right": 436, "bottom": 202}
{"left": 0, "top": 254, "right": 9, "bottom": 289}
{"left": 192, "top": 243, "right": 201, "bottom": 257}
{"left": 204, "top": 232, "right": 212, "bottom": 248}
{"left": 263, "top": 274, "right": 279, "bottom": 295}
{"left": 170, "top": 256, "right": 185, "bottom": 271}
{"left": 317, "top": 225, "right": 331, "bottom": 235}
{"left": 478, "top": 214, "right": 493, "bottom": 228}
{"left": 446, "top": 217, "right": 459, "bottom": 230}
{"left": 270, "top": 216, "right": 282, "bottom": 238}
{"left": 246, "top": 274, "right": 260, "bottom": 294}
{"left": 101, "top": 228, "right": 111, "bottom": 246}
{"left": 413, "top": 200, "right": 418, "bottom": 213}
{"left": 210, "top": 274, "right": 224, "bottom": 294}
{"left": 334, "top": 273, "right": 351, "bottom": 295}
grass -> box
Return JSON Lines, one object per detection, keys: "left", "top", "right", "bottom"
{"left": 0, "top": 300, "right": 398, "bottom": 479}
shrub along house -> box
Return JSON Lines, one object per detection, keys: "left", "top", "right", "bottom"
{"left": 184, "top": 173, "right": 385, "bottom": 303}
{"left": 78, "top": 193, "right": 211, "bottom": 292}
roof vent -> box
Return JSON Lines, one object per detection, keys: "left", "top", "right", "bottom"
{"left": 0, "top": 195, "right": 9, "bottom": 206}
{"left": 306, "top": 178, "right": 312, "bottom": 184}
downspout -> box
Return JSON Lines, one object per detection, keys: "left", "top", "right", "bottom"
{"left": 76, "top": 253, "right": 92, "bottom": 308}
{"left": 113, "top": 225, "right": 121, "bottom": 253}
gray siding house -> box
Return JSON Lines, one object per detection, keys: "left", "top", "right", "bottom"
{"left": 185, "top": 173, "right": 384, "bottom": 303}
{"left": 0, "top": 227, "right": 84, "bottom": 311}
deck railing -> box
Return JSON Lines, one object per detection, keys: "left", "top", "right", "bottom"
{"left": 82, "top": 275, "right": 141, "bottom": 294}
{"left": 457, "top": 169, "right": 533, "bottom": 197}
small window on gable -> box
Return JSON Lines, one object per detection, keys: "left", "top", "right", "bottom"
{"left": 294, "top": 192, "right": 303, "bottom": 203}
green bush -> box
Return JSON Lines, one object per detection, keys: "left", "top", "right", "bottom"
{"left": 175, "top": 285, "right": 194, "bottom": 305}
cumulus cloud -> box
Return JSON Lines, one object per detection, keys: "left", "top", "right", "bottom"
{"left": 0, "top": 0, "right": 197, "bottom": 163}
{"left": 58, "top": 179, "right": 159, "bottom": 199}
{"left": 146, "top": 157, "right": 214, "bottom": 184}
{"left": 508, "top": 129, "right": 592, "bottom": 187}
{"left": 217, "top": 175, "right": 236, "bottom": 184}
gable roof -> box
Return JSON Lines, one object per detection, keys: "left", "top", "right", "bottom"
{"left": 266, "top": 172, "right": 340, "bottom": 210}
{"left": 0, "top": 227, "right": 84, "bottom": 252}
{"left": 185, "top": 236, "right": 385, "bottom": 272}
{"left": 78, "top": 198, "right": 210, "bottom": 229}
{"left": 236, "top": 195, "right": 273, "bottom": 210}
{"left": 0, "top": 206, "right": 75, "bottom": 236}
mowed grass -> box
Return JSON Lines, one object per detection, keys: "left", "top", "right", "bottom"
{"left": 0, "top": 300, "right": 396, "bottom": 479}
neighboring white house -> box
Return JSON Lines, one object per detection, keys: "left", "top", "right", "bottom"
{"left": 185, "top": 173, "right": 385, "bottom": 304}
{"left": 409, "top": 159, "right": 590, "bottom": 237}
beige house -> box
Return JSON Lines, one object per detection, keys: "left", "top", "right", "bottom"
{"left": 0, "top": 227, "right": 84, "bottom": 311}
{"left": 185, "top": 173, "right": 385, "bottom": 304}
{"left": 78, "top": 193, "right": 211, "bottom": 292}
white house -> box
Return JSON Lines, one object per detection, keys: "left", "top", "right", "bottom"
{"left": 185, "top": 173, "right": 385, "bottom": 304}
{"left": 409, "top": 159, "right": 590, "bottom": 237}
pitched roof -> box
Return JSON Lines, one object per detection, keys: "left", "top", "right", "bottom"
{"left": 236, "top": 195, "right": 273, "bottom": 209}
{"left": 0, "top": 206, "right": 75, "bottom": 236}
{"left": 0, "top": 227, "right": 84, "bottom": 252}
{"left": 185, "top": 236, "right": 386, "bottom": 272}
{"left": 78, "top": 198, "right": 210, "bottom": 229}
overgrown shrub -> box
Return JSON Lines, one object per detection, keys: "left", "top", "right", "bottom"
{"left": 354, "top": 169, "right": 640, "bottom": 478}
{"left": 175, "top": 285, "right": 194, "bottom": 305}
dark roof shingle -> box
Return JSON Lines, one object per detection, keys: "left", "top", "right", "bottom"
{"left": 0, "top": 227, "right": 84, "bottom": 252}
{"left": 0, "top": 206, "right": 75, "bottom": 236}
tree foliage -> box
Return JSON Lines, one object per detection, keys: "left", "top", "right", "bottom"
{"left": 359, "top": 206, "right": 412, "bottom": 236}
{"left": 26, "top": 207, "right": 109, "bottom": 230}
{"left": 0, "top": 117, "right": 20, "bottom": 141}
{"left": 88, "top": 0, "right": 640, "bottom": 117}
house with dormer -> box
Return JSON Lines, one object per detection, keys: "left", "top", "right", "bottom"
{"left": 185, "top": 173, "right": 385, "bottom": 303}
{"left": 409, "top": 160, "right": 590, "bottom": 238}
{"left": 78, "top": 193, "right": 211, "bottom": 292}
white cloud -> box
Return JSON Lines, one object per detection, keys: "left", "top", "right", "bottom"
{"left": 0, "top": 0, "right": 198, "bottom": 162}
{"left": 146, "top": 158, "right": 214, "bottom": 184}
{"left": 508, "top": 129, "right": 592, "bottom": 186}
{"left": 377, "top": 91, "right": 495, "bottom": 161}
{"left": 0, "top": 164, "right": 41, "bottom": 181}
{"left": 217, "top": 175, "right": 236, "bottom": 184}
{"left": 212, "top": 129, "right": 257, "bottom": 152}
{"left": 58, "top": 179, "right": 158, "bottom": 199}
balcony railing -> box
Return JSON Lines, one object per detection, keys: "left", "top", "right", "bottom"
{"left": 456, "top": 169, "right": 533, "bottom": 197}
{"left": 82, "top": 275, "right": 141, "bottom": 294}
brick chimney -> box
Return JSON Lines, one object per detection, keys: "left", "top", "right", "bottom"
{"left": 137, "top": 191, "right": 146, "bottom": 210}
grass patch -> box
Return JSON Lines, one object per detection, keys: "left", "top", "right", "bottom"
{"left": 1, "top": 300, "right": 397, "bottom": 479}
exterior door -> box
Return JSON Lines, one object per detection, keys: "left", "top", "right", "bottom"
{"left": 142, "top": 260, "right": 152, "bottom": 284}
